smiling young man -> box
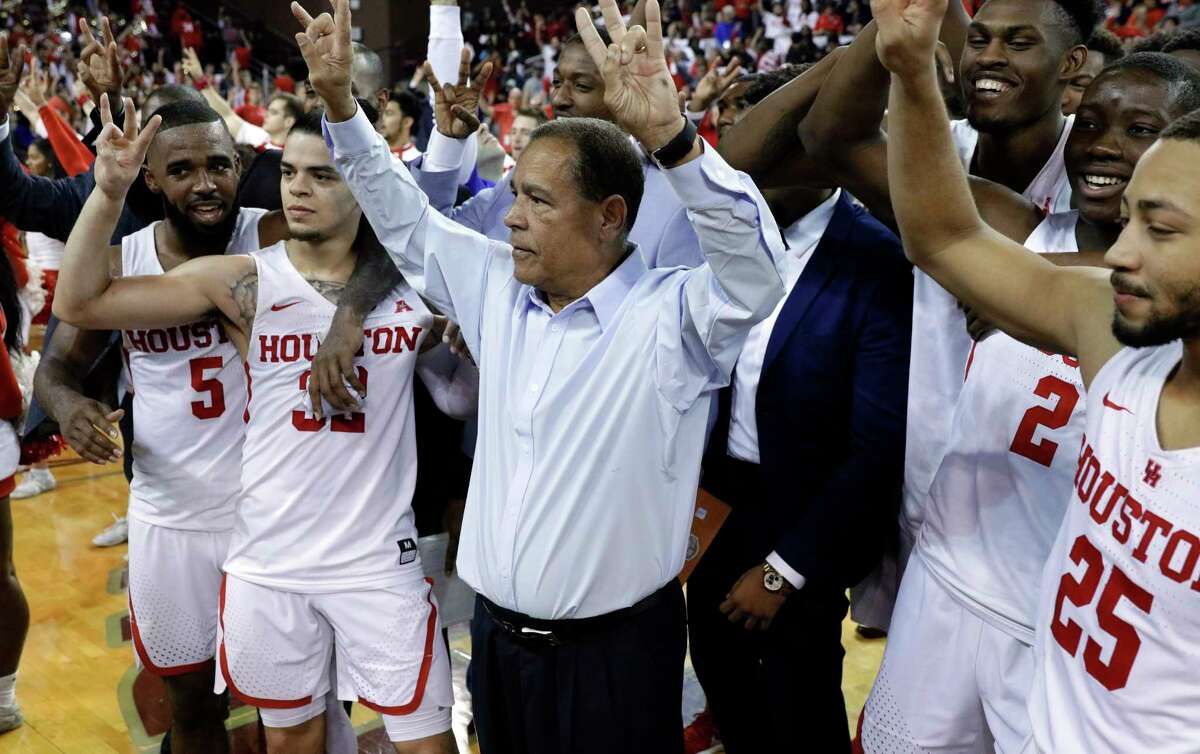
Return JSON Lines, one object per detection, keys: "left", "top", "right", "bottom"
{"left": 53, "top": 107, "right": 469, "bottom": 754}
{"left": 849, "top": 51, "right": 1200, "bottom": 753}
{"left": 1062, "top": 28, "right": 1123, "bottom": 114}
{"left": 875, "top": 0, "right": 1200, "bottom": 746}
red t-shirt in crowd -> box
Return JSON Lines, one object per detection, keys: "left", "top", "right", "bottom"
{"left": 234, "top": 46, "right": 252, "bottom": 69}
{"left": 236, "top": 104, "right": 266, "bottom": 126}
{"left": 491, "top": 103, "right": 516, "bottom": 143}
{"left": 274, "top": 74, "right": 296, "bottom": 93}
{"left": 813, "top": 13, "right": 844, "bottom": 34}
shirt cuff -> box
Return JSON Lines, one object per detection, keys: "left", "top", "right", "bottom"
{"left": 0, "top": 118, "right": 8, "bottom": 142}
{"left": 685, "top": 108, "right": 706, "bottom": 125}
{"left": 425, "top": 130, "right": 469, "bottom": 173}
{"left": 429, "top": 4, "right": 463, "bottom": 38}
{"left": 766, "top": 552, "right": 806, "bottom": 591}
{"left": 322, "top": 104, "right": 378, "bottom": 158}
{"left": 660, "top": 142, "right": 742, "bottom": 210}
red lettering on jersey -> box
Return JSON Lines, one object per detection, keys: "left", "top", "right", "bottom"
{"left": 394, "top": 326, "right": 422, "bottom": 353}
{"left": 1161, "top": 529, "right": 1200, "bottom": 584}
{"left": 216, "top": 320, "right": 231, "bottom": 344}
{"left": 1112, "top": 495, "right": 1141, "bottom": 545}
{"left": 280, "top": 334, "right": 302, "bottom": 362}
{"left": 168, "top": 327, "right": 192, "bottom": 351}
{"left": 1087, "top": 473, "right": 1122, "bottom": 525}
{"left": 125, "top": 329, "right": 148, "bottom": 352}
{"left": 302, "top": 334, "right": 318, "bottom": 362}
{"left": 372, "top": 327, "right": 394, "bottom": 354}
{"left": 191, "top": 322, "right": 213, "bottom": 349}
{"left": 146, "top": 330, "right": 169, "bottom": 353}
{"left": 1143, "top": 460, "right": 1163, "bottom": 488}
{"left": 259, "top": 334, "right": 279, "bottom": 362}
{"left": 1131, "top": 510, "right": 1173, "bottom": 563}
{"left": 1076, "top": 454, "right": 1103, "bottom": 502}
{"left": 395, "top": 299, "right": 413, "bottom": 313}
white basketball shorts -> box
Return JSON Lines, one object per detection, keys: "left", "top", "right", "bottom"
{"left": 127, "top": 517, "right": 231, "bottom": 676}
{"left": 0, "top": 420, "right": 19, "bottom": 496}
{"left": 216, "top": 574, "right": 452, "bottom": 742}
{"left": 860, "top": 549, "right": 1035, "bottom": 754}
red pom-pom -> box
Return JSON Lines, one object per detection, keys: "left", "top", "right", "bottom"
{"left": 20, "top": 434, "right": 66, "bottom": 465}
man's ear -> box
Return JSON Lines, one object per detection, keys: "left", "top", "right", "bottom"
{"left": 142, "top": 164, "right": 162, "bottom": 194}
{"left": 598, "top": 194, "right": 629, "bottom": 245}
{"left": 1060, "top": 44, "right": 1088, "bottom": 82}
{"left": 375, "top": 89, "right": 389, "bottom": 122}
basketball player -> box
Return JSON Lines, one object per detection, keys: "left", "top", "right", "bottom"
{"left": 1062, "top": 29, "right": 1123, "bottom": 115}
{"left": 875, "top": 0, "right": 1200, "bottom": 747}
{"left": 855, "top": 52, "right": 1200, "bottom": 752}
{"left": 54, "top": 104, "right": 457, "bottom": 754}
{"left": 799, "top": 0, "right": 1097, "bottom": 628}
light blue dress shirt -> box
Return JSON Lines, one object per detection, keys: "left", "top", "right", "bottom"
{"left": 325, "top": 107, "right": 784, "bottom": 619}
{"left": 414, "top": 132, "right": 707, "bottom": 269}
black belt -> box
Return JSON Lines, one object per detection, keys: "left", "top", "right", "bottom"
{"left": 479, "top": 580, "right": 680, "bottom": 646}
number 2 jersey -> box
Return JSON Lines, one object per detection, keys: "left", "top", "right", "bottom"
{"left": 918, "top": 211, "right": 1084, "bottom": 643}
{"left": 223, "top": 241, "right": 433, "bottom": 593}
{"left": 121, "top": 208, "right": 267, "bottom": 531}
{"left": 1030, "top": 342, "right": 1200, "bottom": 753}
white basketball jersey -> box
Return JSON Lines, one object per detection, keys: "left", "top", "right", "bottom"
{"left": 903, "top": 126, "right": 1077, "bottom": 534}
{"left": 949, "top": 115, "right": 1075, "bottom": 214}
{"left": 919, "top": 212, "right": 1085, "bottom": 643}
{"left": 121, "top": 207, "right": 266, "bottom": 531}
{"left": 224, "top": 242, "right": 433, "bottom": 593}
{"left": 1029, "top": 343, "right": 1200, "bottom": 753}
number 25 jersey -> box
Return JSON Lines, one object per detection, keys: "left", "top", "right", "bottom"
{"left": 121, "top": 208, "right": 266, "bottom": 531}
{"left": 1030, "top": 343, "right": 1200, "bottom": 754}
{"left": 224, "top": 242, "right": 432, "bottom": 593}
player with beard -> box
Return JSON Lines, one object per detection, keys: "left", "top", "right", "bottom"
{"left": 842, "top": 51, "right": 1200, "bottom": 753}
{"left": 54, "top": 106, "right": 466, "bottom": 754}
{"left": 798, "top": 0, "right": 1096, "bottom": 632}
{"left": 876, "top": 0, "right": 1200, "bottom": 746}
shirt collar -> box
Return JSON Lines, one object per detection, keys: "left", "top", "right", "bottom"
{"left": 525, "top": 244, "right": 647, "bottom": 332}
{"left": 783, "top": 189, "right": 841, "bottom": 260}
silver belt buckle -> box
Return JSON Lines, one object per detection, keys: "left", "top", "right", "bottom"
{"left": 519, "top": 626, "right": 561, "bottom": 646}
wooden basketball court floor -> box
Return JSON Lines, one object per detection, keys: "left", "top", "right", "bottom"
{"left": 0, "top": 453, "right": 885, "bottom": 753}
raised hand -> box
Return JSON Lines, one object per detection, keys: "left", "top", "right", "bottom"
{"left": 423, "top": 48, "right": 492, "bottom": 140}
{"left": 93, "top": 94, "right": 161, "bottom": 200}
{"left": 180, "top": 47, "right": 204, "bottom": 83}
{"left": 291, "top": 0, "right": 355, "bottom": 121}
{"left": 77, "top": 16, "right": 125, "bottom": 105}
{"left": 0, "top": 32, "right": 28, "bottom": 117}
{"left": 688, "top": 60, "right": 742, "bottom": 113}
{"left": 18, "top": 61, "right": 52, "bottom": 111}
{"left": 871, "top": 0, "right": 947, "bottom": 79}
{"left": 574, "top": 0, "right": 685, "bottom": 151}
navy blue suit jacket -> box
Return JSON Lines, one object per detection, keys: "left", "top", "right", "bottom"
{"left": 707, "top": 193, "right": 912, "bottom": 593}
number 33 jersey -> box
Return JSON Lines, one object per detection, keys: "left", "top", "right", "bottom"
{"left": 918, "top": 211, "right": 1084, "bottom": 643}
{"left": 224, "top": 241, "right": 433, "bottom": 593}
{"left": 121, "top": 208, "right": 267, "bottom": 531}
{"left": 1030, "top": 342, "right": 1200, "bottom": 754}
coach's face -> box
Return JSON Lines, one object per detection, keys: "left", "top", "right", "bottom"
{"left": 1106, "top": 139, "right": 1200, "bottom": 346}
{"left": 1066, "top": 70, "right": 1174, "bottom": 226}
{"left": 144, "top": 122, "right": 241, "bottom": 232}
{"left": 551, "top": 44, "right": 612, "bottom": 121}
{"left": 960, "top": 0, "right": 1084, "bottom": 132}
{"left": 280, "top": 132, "right": 362, "bottom": 243}
{"left": 504, "top": 138, "right": 627, "bottom": 304}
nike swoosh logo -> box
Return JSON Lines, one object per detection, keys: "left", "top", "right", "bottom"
{"left": 1102, "top": 392, "right": 1132, "bottom": 414}
{"left": 270, "top": 301, "right": 301, "bottom": 312}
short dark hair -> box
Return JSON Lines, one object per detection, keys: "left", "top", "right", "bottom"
{"left": 1100, "top": 52, "right": 1200, "bottom": 116}
{"left": 743, "top": 63, "right": 814, "bottom": 106}
{"left": 392, "top": 89, "right": 423, "bottom": 121}
{"left": 1161, "top": 107, "right": 1200, "bottom": 141}
{"left": 1130, "top": 30, "right": 1170, "bottom": 54}
{"left": 514, "top": 107, "right": 550, "bottom": 126}
{"left": 1087, "top": 28, "right": 1125, "bottom": 62}
{"left": 527, "top": 117, "right": 644, "bottom": 233}
{"left": 997, "top": 0, "right": 1101, "bottom": 48}
{"left": 270, "top": 92, "right": 305, "bottom": 123}
{"left": 28, "top": 138, "right": 65, "bottom": 178}
{"left": 288, "top": 109, "right": 326, "bottom": 139}
{"left": 141, "top": 83, "right": 204, "bottom": 118}
{"left": 1161, "top": 28, "right": 1200, "bottom": 55}
{"left": 150, "top": 99, "right": 223, "bottom": 132}
{"left": 563, "top": 26, "right": 613, "bottom": 51}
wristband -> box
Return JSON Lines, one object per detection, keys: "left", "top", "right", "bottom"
{"left": 650, "top": 118, "right": 698, "bottom": 169}
{"left": 193, "top": 75, "right": 210, "bottom": 91}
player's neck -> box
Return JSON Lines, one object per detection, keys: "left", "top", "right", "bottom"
{"left": 973, "top": 110, "right": 1064, "bottom": 197}
{"left": 156, "top": 217, "right": 230, "bottom": 270}
{"left": 1073, "top": 215, "right": 1121, "bottom": 252}
{"left": 389, "top": 127, "right": 411, "bottom": 150}
{"left": 285, "top": 234, "right": 357, "bottom": 283}
{"left": 1177, "top": 339, "right": 1200, "bottom": 394}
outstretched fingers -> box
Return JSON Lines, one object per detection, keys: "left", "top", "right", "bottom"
{"left": 471, "top": 59, "right": 493, "bottom": 92}
{"left": 598, "top": 0, "right": 628, "bottom": 44}
{"left": 331, "top": 0, "right": 352, "bottom": 56}
{"left": 291, "top": 1, "right": 316, "bottom": 29}
{"left": 573, "top": 7, "right": 609, "bottom": 69}
{"left": 644, "top": 0, "right": 664, "bottom": 62}
{"left": 456, "top": 46, "right": 471, "bottom": 88}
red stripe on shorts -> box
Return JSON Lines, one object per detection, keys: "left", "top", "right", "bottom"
{"left": 0, "top": 474, "right": 14, "bottom": 499}
{"left": 218, "top": 574, "right": 314, "bottom": 709}
{"left": 356, "top": 577, "right": 439, "bottom": 716}
{"left": 127, "top": 581, "right": 211, "bottom": 677}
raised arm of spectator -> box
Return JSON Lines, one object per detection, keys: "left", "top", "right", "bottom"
{"left": 717, "top": 48, "right": 842, "bottom": 189}
{"left": 76, "top": 16, "right": 128, "bottom": 148}
{"left": 876, "top": 0, "right": 1119, "bottom": 382}
{"left": 19, "top": 66, "right": 94, "bottom": 175}
{"left": 575, "top": 0, "right": 784, "bottom": 400}
{"left": 180, "top": 48, "right": 255, "bottom": 142}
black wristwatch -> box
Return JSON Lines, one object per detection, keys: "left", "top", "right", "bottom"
{"left": 651, "top": 118, "right": 699, "bottom": 169}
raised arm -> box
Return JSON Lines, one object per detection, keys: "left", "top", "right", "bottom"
{"left": 575, "top": 0, "right": 784, "bottom": 399}
{"left": 874, "top": 0, "right": 1119, "bottom": 381}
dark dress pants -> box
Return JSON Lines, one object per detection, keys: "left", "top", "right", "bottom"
{"left": 468, "top": 582, "right": 687, "bottom": 754}
{"left": 689, "top": 480, "right": 852, "bottom": 754}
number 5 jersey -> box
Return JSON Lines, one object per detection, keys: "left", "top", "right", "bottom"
{"left": 121, "top": 208, "right": 267, "bottom": 531}
{"left": 223, "top": 241, "right": 433, "bottom": 593}
{"left": 1030, "top": 341, "right": 1200, "bottom": 753}
{"left": 917, "top": 210, "right": 1086, "bottom": 644}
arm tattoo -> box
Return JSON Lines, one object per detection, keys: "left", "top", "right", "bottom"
{"left": 340, "top": 232, "right": 403, "bottom": 318}
{"left": 308, "top": 279, "right": 347, "bottom": 306}
{"left": 229, "top": 271, "right": 258, "bottom": 334}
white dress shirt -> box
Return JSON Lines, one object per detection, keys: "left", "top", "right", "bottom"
{"left": 326, "top": 107, "right": 784, "bottom": 619}
{"left": 725, "top": 191, "right": 841, "bottom": 592}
